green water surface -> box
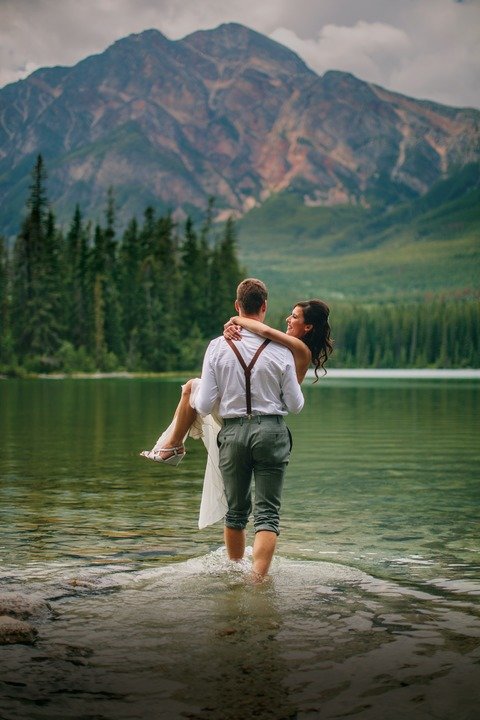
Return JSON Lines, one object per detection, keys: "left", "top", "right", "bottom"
{"left": 1, "top": 377, "right": 479, "bottom": 720}
{"left": 1, "top": 377, "right": 478, "bottom": 586}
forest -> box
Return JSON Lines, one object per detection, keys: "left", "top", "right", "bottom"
{"left": 0, "top": 156, "right": 478, "bottom": 376}
{"left": 0, "top": 156, "right": 244, "bottom": 375}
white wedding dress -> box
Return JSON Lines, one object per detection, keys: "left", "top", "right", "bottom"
{"left": 141, "top": 379, "right": 228, "bottom": 529}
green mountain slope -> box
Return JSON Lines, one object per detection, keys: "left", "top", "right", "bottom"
{"left": 236, "top": 164, "right": 480, "bottom": 307}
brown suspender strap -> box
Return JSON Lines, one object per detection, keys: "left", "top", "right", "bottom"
{"left": 226, "top": 338, "right": 271, "bottom": 416}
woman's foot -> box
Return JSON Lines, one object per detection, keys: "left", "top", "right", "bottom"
{"left": 140, "top": 445, "right": 186, "bottom": 466}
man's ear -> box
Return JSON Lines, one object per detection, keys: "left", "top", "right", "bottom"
{"left": 261, "top": 301, "right": 267, "bottom": 314}
{"left": 234, "top": 300, "right": 240, "bottom": 313}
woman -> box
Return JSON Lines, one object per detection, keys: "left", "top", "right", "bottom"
{"left": 140, "top": 300, "right": 332, "bottom": 526}
{"left": 226, "top": 299, "right": 332, "bottom": 385}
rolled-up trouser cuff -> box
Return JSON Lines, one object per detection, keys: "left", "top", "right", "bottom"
{"left": 225, "top": 511, "right": 249, "bottom": 531}
{"left": 225, "top": 521, "right": 248, "bottom": 531}
{"left": 254, "top": 523, "right": 280, "bottom": 536}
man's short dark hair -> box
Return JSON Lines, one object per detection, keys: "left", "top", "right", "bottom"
{"left": 236, "top": 278, "right": 268, "bottom": 314}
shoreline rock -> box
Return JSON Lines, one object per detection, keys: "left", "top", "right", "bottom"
{"left": 0, "top": 592, "right": 55, "bottom": 645}
{"left": 0, "top": 615, "right": 37, "bottom": 645}
{"left": 0, "top": 592, "right": 53, "bottom": 621}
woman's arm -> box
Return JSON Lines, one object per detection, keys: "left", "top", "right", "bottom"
{"left": 226, "top": 316, "right": 310, "bottom": 383}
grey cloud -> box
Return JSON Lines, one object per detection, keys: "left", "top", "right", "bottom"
{"left": 0, "top": 0, "right": 478, "bottom": 108}
{"left": 0, "top": 0, "right": 281, "bottom": 85}
{"left": 269, "top": 0, "right": 480, "bottom": 108}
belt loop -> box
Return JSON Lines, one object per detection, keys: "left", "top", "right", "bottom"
{"left": 256, "top": 415, "right": 261, "bottom": 424}
{"left": 240, "top": 417, "right": 244, "bottom": 426}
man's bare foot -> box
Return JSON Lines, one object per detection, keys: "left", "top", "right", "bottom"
{"left": 247, "top": 570, "right": 271, "bottom": 586}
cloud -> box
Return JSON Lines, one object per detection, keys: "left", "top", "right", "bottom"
{"left": 0, "top": 0, "right": 281, "bottom": 86}
{"left": 270, "top": 22, "right": 411, "bottom": 87}
{"left": 270, "top": 1, "right": 480, "bottom": 108}
{"left": 0, "top": 0, "right": 479, "bottom": 108}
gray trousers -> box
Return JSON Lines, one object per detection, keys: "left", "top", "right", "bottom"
{"left": 217, "top": 415, "right": 292, "bottom": 535}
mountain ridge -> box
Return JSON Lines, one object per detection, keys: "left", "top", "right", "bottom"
{"left": 0, "top": 23, "right": 479, "bottom": 240}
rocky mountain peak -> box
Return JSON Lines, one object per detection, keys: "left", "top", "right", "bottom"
{"left": 184, "top": 22, "right": 312, "bottom": 73}
{"left": 0, "top": 23, "right": 478, "bottom": 237}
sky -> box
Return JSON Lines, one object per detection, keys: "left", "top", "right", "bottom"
{"left": 1, "top": 0, "right": 479, "bottom": 109}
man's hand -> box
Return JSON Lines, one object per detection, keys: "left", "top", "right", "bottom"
{"left": 223, "top": 318, "right": 242, "bottom": 341}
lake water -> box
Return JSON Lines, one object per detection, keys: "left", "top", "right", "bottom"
{"left": 0, "top": 376, "right": 479, "bottom": 719}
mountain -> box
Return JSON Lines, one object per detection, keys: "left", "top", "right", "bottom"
{"left": 235, "top": 161, "right": 479, "bottom": 305}
{"left": 0, "top": 22, "right": 479, "bottom": 240}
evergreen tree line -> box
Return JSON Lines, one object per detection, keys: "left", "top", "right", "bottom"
{"left": 0, "top": 156, "right": 478, "bottom": 375}
{"left": 316, "top": 299, "right": 479, "bottom": 369}
{"left": 0, "top": 156, "right": 244, "bottom": 374}
{"left": 269, "top": 297, "right": 479, "bottom": 370}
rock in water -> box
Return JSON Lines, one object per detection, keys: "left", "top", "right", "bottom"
{"left": 0, "top": 615, "right": 38, "bottom": 645}
{"left": 0, "top": 592, "right": 53, "bottom": 620}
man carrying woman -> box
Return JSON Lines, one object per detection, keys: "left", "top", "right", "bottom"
{"left": 142, "top": 278, "right": 332, "bottom": 580}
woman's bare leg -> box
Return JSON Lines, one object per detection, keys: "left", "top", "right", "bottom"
{"left": 159, "top": 379, "right": 197, "bottom": 459}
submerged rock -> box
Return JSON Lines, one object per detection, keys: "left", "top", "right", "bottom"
{"left": 0, "top": 592, "right": 54, "bottom": 645}
{"left": 0, "top": 615, "right": 37, "bottom": 644}
{"left": 0, "top": 592, "right": 53, "bottom": 620}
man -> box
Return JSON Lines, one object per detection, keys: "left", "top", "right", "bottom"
{"left": 195, "top": 278, "right": 304, "bottom": 579}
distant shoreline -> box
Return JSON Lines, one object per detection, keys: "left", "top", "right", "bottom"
{"left": 317, "top": 368, "right": 480, "bottom": 380}
{"left": 0, "top": 371, "right": 190, "bottom": 381}
{"left": 1, "top": 369, "right": 479, "bottom": 381}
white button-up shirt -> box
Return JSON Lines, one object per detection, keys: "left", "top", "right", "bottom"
{"left": 194, "top": 329, "right": 305, "bottom": 418}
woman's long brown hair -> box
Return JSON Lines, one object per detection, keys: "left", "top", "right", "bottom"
{"left": 296, "top": 300, "right": 333, "bottom": 381}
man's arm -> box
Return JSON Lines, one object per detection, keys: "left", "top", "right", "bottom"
{"left": 194, "top": 342, "right": 220, "bottom": 417}
{"left": 281, "top": 356, "right": 305, "bottom": 414}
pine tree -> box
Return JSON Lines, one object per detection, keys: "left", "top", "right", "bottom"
{"left": 197, "top": 212, "right": 214, "bottom": 338}
{"left": 0, "top": 236, "right": 8, "bottom": 336}
{"left": 207, "top": 216, "right": 244, "bottom": 336}
{"left": 11, "top": 155, "right": 63, "bottom": 362}
{"left": 355, "top": 317, "right": 369, "bottom": 367}
{"left": 134, "top": 210, "right": 158, "bottom": 368}
{"left": 102, "top": 189, "right": 124, "bottom": 363}
{"left": 65, "top": 205, "right": 90, "bottom": 350}
{"left": 149, "top": 213, "right": 181, "bottom": 369}
{"left": 0, "top": 235, "right": 14, "bottom": 365}
{"left": 35, "top": 209, "right": 64, "bottom": 355}
{"left": 119, "top": 217, "right": 140, "bottom": 343}
{"left": 11, "top": 156, "right": 45, "bottom": 355}
{"left": 180, "top": 217, "right": 208, "bottom": 325}
{"left": 127, "top": 208, "right": 180, "bottom": 370}
{"left": 178, "top": 216, "right": 213, "bottom": 367}
{"left": 93, "top": 273, "right": 106, "bottom": 367}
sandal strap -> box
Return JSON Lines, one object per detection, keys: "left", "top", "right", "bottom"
{"left": 158, "top": 446, "right": 184, "bottom": 454}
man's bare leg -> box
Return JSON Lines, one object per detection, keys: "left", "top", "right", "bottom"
{"left": 252, "top": 530, "right": 277, "bottom": 579}
{"left": 224, "top": 527, "right": 246, "bottom": 561}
